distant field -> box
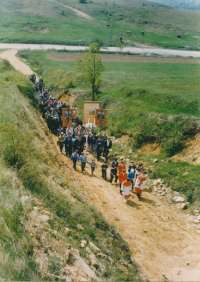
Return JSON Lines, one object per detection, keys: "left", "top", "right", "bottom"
{"left": 0, "top": 0, "right": 200, "bottom": 49}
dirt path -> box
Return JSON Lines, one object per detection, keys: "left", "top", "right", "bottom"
{"left": 49, "top": 0, "right": 92, "bottom": 20}
{"left": 0, "top": 49, "right": 38, "bottom": 79}
{"left": 2, "top": 49, "right": 200, "bottom": 281}
{"left": 53, "top": 138, "right": 200, "bottom": 282}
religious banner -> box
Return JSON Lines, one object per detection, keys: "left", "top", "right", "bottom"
{"left": 62, "top": 108, "right": 73, "bottom": 127}
{"left": 83, "top": 101, "right": 100, "bottom": 124}
{"left": 95, "top": 109, "right": 107, "bottom": 127}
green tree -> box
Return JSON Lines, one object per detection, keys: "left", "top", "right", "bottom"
{"left": 76, "top": 43, "right": 105, "bottom": 101}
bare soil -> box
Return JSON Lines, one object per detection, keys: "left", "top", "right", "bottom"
{"left": 2, "top": 48, "right": 200, "bottom": 281}
{"left": 49, "top": 0, "right": 92, "bottom": 20}
{"left": 172, "top": 133, "right": 200, "bottom": 165}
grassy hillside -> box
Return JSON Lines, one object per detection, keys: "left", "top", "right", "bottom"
{"left": 0, "top": 59, "right": 142, "bottom": 280}
{"left": 18, "top": 49, "right": 200, "bottom": 206}
{"left": 0, "top": 0, "right": 200, "bottom": 49}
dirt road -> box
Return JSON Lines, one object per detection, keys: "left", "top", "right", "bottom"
{"left": 0, "top": 49, "right": 38, "bottom": 79}
{"left": 0, "top": 43, "right": 200, "bottom": 58}
{"left": 54, "top": 139, "right": 200, "bottom": 282}
{"left": 2, "top": 49, "right": 200, "bottom": 281}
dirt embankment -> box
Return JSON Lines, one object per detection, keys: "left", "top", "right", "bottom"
{"left": 2, "top": 49, "right": 200, "bottom": 281}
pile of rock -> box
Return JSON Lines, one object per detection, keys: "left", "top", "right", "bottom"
{"left": 151, "top": 178, "right": 171, "bottom": 199}
{"left": 150, "top": 178, "right": 189, "bottom": 210}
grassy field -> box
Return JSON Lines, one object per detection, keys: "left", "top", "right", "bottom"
{"left": 0, "top": 0, "right": 200, "bottom": 49}
{"left": 0, "top": 58, "right": 142, "bottom": 280}
{"left": 18, "top": 49, "right": 200, "bottom": 206}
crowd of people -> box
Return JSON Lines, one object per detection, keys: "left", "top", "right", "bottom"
{"left": 32, "top": 74, "right": 147, "bottom": 203}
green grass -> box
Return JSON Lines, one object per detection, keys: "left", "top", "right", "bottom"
{"left": 0, "top": 0, "right": 200, "bottom": 49}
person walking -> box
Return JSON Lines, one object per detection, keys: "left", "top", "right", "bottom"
{"left": 134, "top": 171, "right": 147, "bottom": 200}
{"left": 96, "top": 135, "right": 103, "bottom": 161}
{"left": 71, "top": 150, "right": 79, "bottom": 170}
{"left": 103, "top": 137, "right": 112, "bottom": 161}
{"left": 101, "top": 160, "right": 108, "bottom": 180}
{"left": 111, "top": 158, "right": 118, "bottom": 168}
{"left": 64, "top": 133, "right": 73, "bottom": 157}
{"left": 79, "top": 152, "right": 87, "bottom": 173}
{"left": 128, "top": 160, "right": 136, "bottom": 173}
{"left": 110, "top": 165, "right": 118, "bottom": 184}
{"left": 118, "top": 158, "right": 126, "bottom": 175}
{"left": 57, "top": 132, "right": 65, "bottom": 153}
{"left": 118, "top": 169, "right": 128, "bottom": 195}
{"left": 88, "top": 158, "right": 97, "bottom": 176}
{"left": 128, "top": 168, "right": 135, "bottom": 190}
{"left": 121, "top": 178, "right": 132, "bottom": 202}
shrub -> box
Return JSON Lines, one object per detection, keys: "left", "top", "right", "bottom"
{"left": 162, "top": 136, "right": 184, "bottom": 157}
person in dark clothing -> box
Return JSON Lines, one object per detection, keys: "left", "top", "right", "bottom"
{"left": 128, "top": 161, "right": 136, "bottom": 173}
{"left": 90, "top": 133, "right": 97, "bottom": 154}
{"left": 96, "top": 136, "right": 103, "bottom": 161}
{"left": 111, "top": 158, "right": 119, "bottom": 168}
{"left": 77, "top": 136, "right": 83, "bottom": 155}
{"left": 103, "top": 137, "right": 112, "bottom": 161}
{"left": 110, "top": 165, "right": 118, "bottom": 184}
{"left": 80, "top": 134, "right": 86, "bottom": 150}
{"left": 101, "top": 160, "right": 108, "bottom": 180}
{"left": 64, "top": 133, "right": 73, "bottom": 157}
{"left": 73, "top": 136, "right": 79, "bottom": 152}
{"left": 87, "top": 133, "right": 92, "bottom": 152}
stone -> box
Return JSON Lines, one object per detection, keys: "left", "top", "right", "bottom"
{"left": 153, "top": 158, "right": 158, "bottom": 163}
{"left": 77, "top": 224, "right": 84, "bottom": 231}
{"left": 174, "top": 196, "right": 185, "bottom": 203}
{"left": 194, "top": 219, "right": 200, "bottom": 224}
{"left": 194, "top": 210, "right": 200, "bottom": 214}
{"left": 38, "top": 215, "right": 50, "bottom": 222}
{"left": 20, "top": 196, "right": 29, "bottom": 204}
{"left": 197, "top": 215, "right": 200, "bottom": 221}
{"left": 89, "top": 242, "right": 101, "bottom": 253}
{"left": 81, "top": 240, "right": 87, "bottom": 248}
{"left": 183, "top": 172, "right": 189, "bottom": 176}
{"left": 65, "top": 227, "right": 70, "bottom": 234}
{"left": 177, "top": 203, "right": 188, "bottom": 210}
{"left": 86, "top": 247, "right": 99, "bottom": 268}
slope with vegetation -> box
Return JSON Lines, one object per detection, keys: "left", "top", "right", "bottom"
{"left": 0, "top": 58, "right": 142, "bottom": 280}
{"left": 17, "top": 48, "right": 200, "bottom": 207}
{"left": 0, "top": 0, "right": 199, "bottom": 49}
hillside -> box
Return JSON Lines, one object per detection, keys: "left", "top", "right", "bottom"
{"left": 0, "top": 0, "right": 200, "bottom": 49}
{"left": 147, "top": 0, "right": 200, "bottom": 10}
{"left": 0, "top": 58, "right": 143, "bottom": 281}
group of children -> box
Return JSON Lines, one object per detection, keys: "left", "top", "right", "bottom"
{"left": 100, "top": 157, "right": 147, "bottom": 202}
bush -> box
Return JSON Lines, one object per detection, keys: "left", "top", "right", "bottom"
{"left": 162, "top": 136, "right": 184, "bottom": 157}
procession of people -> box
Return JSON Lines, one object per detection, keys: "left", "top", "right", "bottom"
{"left": 32, "top": 75, "right": 147, "bottom": 203}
